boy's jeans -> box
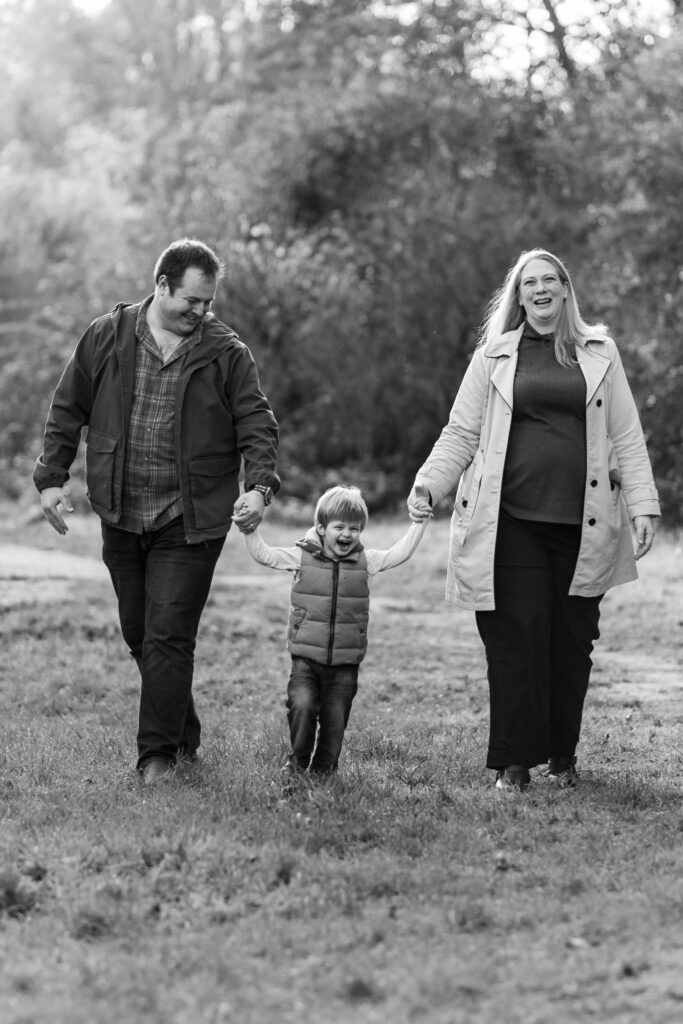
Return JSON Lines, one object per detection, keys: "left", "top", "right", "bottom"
{"left": 286, "top": 656, "right": 359, "bottom": 773}
{"left": 101, "top": 516, "right": 225, "bottom": 769}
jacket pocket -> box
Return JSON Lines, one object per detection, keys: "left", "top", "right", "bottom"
{"left": 187, "top": 453, "right": 241, "bottom": 529}
{"left": 288, "top": 605, "right": 306, "bottom": 640}
{"left": 606, "top": 436, "right": 622, "bottom": 482}
{"left": 453, "top": 450, "right": 484, "bottom": 544}
{"left": 85, "top": 428, "right": 118, "bottom": 511}
{"left": 606, "top": 436, "right": 622, "bottom": 506}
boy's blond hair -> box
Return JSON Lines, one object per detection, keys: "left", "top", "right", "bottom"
{"left": 315, "top": 485, "right": 369, "bottom": 530}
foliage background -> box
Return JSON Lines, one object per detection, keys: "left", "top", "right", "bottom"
{"left": 0, "top": 0, "right": 680, "bottom": 517}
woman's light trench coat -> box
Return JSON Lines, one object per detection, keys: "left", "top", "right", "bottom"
{"left": 414, "top": 326, "right": 661, "bottom": 610}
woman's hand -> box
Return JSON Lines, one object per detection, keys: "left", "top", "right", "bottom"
{"left": 407, "top": 484, "right": 433, "bottom": 523}
{"left": 633, "top": 514, "right": 659, "bottom": 559}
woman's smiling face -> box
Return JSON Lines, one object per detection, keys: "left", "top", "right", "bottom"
{"left": 517, "top": 257, "right": 568, "bottom": 333}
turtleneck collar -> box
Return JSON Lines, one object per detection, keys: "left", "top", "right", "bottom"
{"left": 522, "top": 320, "right": 555, "bottom": 342}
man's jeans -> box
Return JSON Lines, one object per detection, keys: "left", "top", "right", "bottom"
{"left": 101, "top": 516, "right": 225, "bottom": 769}
{"left": 286, "top": 656, "right": 359, "bottom": 774}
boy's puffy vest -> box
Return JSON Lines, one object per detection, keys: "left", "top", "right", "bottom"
{"left": 287, "top": 546, "right": 370, "bottom": 665}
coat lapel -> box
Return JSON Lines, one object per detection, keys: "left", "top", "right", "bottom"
{"left": 576, "top": 341, "right": 611, "bottom": 405}
{"left": 485, "top": 327, "right": 611, "bottom": 408}
{"left": 486, "top": 326, "right": 522, "bottom": 409}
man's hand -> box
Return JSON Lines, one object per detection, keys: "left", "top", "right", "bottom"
{"left": 633, "top": 514, "right": 659, "bottom": 560}
{"left": 407, "top": 483, "right": 433, "bottom": 523}
{"left": 40, "top": 487, "right": 74, "bottom": 535}
{"left": 232, "top": 490, "right": 265, "bottom": 533}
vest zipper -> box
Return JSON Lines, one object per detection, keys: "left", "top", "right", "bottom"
{"left": 327, "top": 560, "right": 340, "bottom": 664}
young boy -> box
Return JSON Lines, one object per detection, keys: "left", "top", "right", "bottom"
{"left": 234, "top": 485, "right": 428, "bottom": 778}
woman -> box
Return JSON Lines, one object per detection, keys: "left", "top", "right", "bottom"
{"left": 408, "top": 249, "right": 660, "bottom": 791}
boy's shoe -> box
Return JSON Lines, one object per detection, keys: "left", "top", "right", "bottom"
{"left": 495, "top": 766, "right": 531, "bottom": 791}
{"left": 544, "top": 759, "right": 579, "bottom": 789}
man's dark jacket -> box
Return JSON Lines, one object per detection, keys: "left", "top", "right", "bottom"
{"left": 34, "top": 300, "right": 280, "bottom": 543}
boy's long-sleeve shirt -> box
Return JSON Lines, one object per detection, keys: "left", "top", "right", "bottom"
{"left": 244, "top": 519, "right": 428, "bottom": 665}
{"left": 243, "top": 520, "right": 427, "bottom": 575}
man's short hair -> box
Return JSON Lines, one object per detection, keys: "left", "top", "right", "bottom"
{"left": 154, "top": 238, "right": 224, "bottom": 293}
{"left": 315, "top": 485, "right": 369, "bottom": 530}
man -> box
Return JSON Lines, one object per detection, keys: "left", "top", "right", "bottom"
{"left": 34, "top": 238, "right": 280, "bottom": 785}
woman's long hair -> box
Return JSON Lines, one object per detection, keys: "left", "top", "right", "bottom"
{"left": 477, "top": 249, "right": 609, "bottom": 366}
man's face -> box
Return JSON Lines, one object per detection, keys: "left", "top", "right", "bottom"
{"left": 156, "top": 267, "right": 217, "bottom": 336}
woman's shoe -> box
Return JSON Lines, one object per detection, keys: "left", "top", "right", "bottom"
{"left": 495, "top": 766, "right": 531, "bottom": 791}
{"left": 544, "top": 759, "right": 579, "bottom": 789}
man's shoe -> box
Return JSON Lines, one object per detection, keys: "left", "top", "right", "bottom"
{"left": 495, "top": 766, "right": 531, "bottom": 791}
{"left": 544, "top": 759, "right": 579, "bottom": 789}
{"left": 140, "top": 757, "right": 174, "bottom": 786}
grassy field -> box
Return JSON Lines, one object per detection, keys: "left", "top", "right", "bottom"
{"left": 1, "top": 504, "right": 682, "bottom": 1024}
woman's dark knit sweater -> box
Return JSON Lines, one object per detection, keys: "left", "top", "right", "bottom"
{"left": 501, "top": 322, "right": 587, "bottom": 524}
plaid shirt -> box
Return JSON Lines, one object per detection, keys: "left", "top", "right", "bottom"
{"left": 118, "top": 298, "right": 203, "bottom": 533}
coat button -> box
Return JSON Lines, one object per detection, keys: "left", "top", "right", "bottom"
{"left": 590, "top": 479, "right": 597, "bottom": 487}
{"left": 596, "top": 399, "right": 602, "bottom": 407}
{"left": 462, "top": 499, "right": 468, "bottom": 508}
{"left": 588, "top": 517, "right": 596, "bottom": 525}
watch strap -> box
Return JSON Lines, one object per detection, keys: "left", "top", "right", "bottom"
{"left": 248, "top": 483, "right": 273, "bottom": 506}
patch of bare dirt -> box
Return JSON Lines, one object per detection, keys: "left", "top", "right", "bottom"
{"left": 0, "top": 544, "right": 105, "bottom": 609}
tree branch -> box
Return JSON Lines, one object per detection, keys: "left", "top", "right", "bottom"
{"left": 541, "top": 0, "right": 577, "bottom": 82}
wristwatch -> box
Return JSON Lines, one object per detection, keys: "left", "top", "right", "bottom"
{"left": 247, "top": 483, "right": 274, "bottom": 506}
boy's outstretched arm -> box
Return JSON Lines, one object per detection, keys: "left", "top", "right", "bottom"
{"left": 365, "top": 518, "right": 429, "bottom": 575}
{"left": 238, "top": 525, "right": 302, "bottom": 571}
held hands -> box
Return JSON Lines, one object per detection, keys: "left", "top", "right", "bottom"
{"left": 232, "top": 490, "right": 265, "bottom": 534}
{"left": 633, "top": 514, "right": 659, "bottom": 560}
{"left": 407, "top": 483, "right": 433, "bottom": 523}
{"left": 40, "top": 487, "right": 74, "bottom": 535}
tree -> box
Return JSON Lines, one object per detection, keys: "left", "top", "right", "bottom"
{"left": 0, "top": 0, "right": 680, "bottom": 516}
